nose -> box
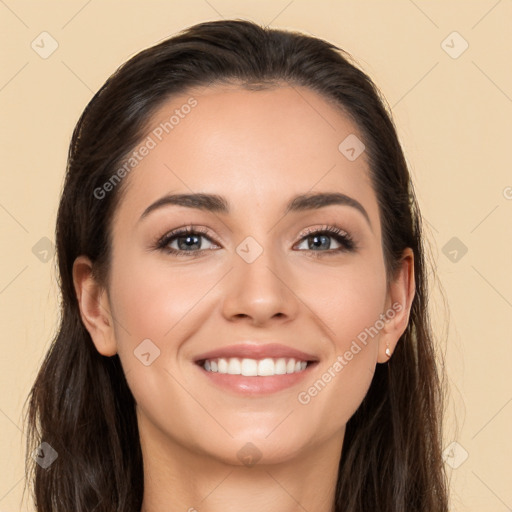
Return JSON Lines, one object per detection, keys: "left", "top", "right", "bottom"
{"left": 221, "top": 245, "right": 299, "bottom": 327}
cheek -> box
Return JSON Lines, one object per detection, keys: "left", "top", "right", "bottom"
{"left": 298, "top": 253, "right": 387, "bottom": 347}
{"left": 106, "top": 253, "right": 218, "bottom": 425}
{"left": 108, "top": 251, "right": 220, "bottom": 343}
{"left": 294, "top": 257, "right": 387, "bottom": 420}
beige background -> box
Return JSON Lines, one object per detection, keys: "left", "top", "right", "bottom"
{"left": 1, "top": 1, "right": 511, "bottom": 510}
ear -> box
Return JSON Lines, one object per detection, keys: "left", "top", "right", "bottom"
{"left": 72, "top": 255, "right": 117, "bottom": 356}
{"left": 377, "top": 247, "right": 415, "bottom": 363}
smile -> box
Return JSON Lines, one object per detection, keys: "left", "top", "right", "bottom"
{"left": 193, "top": 342, "right": 319, "bottom": 395}
{"left": 201, "top": 357, "right": 309, "bottom": 376}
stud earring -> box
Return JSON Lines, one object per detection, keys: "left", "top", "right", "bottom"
{"left": 385, "top": 345, "right": 392, "bottom": 358}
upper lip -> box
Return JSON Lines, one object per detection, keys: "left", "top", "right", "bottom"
{"left": 193, "top": 343, "right": 319, "bottom": 363}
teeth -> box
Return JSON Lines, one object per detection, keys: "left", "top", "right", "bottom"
{"left": 227, "top": 358, "right": 241, "bottom": 374}
{"left": 218, "top": 358, "right": 228, "bottom": 373}
{"left": 201, "top": 357, "right": 309, "bottom": 376}
{"left": 275, "top": 358, "right": 287, "bottom": 375}
{"left": 241, "top": 358, "right": 258, "bottom": 376}
{"left": 258, "top": 358, "right": 274, "bottom": 376}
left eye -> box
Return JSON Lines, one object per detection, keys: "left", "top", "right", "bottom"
{"left": 295, "top": 229, "right": 354, "bottom": 252}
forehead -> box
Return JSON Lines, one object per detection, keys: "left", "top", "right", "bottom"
{"left": 114, "top": 83, "right": 376, "bottom": 225}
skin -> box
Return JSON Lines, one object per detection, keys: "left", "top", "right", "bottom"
{"left": 73, "top": 84, "right": 415, "bottom": 512}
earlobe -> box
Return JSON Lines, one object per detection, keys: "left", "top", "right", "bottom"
{"left": 378, "top": 248, "right": 415, "bottom": 363}
{"left": 72, "top": 255, "right": 117, "bottom": 357}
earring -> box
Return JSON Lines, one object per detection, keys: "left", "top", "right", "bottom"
{"left": 385, "top": 345, "right": 392, "bottom": 358}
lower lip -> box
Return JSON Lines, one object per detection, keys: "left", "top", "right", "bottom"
{"left": 196, "top": 362, "right": 318, "bottom": 395}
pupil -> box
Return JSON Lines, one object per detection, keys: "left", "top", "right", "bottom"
{"left": 178, "top": 235, "right": 200, "bottom": 250}
{"left": 310, "top": 234, "right": 330, "bottom": 250}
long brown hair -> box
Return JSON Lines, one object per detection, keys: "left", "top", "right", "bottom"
{"left": 24, "top": 19, "right": 449, "bottom": 512}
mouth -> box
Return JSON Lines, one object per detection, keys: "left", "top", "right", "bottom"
{"left": 192, "top": 343, "right": 320, "bottom": 395}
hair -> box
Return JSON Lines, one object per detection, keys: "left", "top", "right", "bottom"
{"left": 24, "top": 18, "right": 449, "bottom": 512}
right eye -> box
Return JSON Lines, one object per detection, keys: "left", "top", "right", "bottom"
{"left": 155, "top": 227, "right": 220, "bottom": 257}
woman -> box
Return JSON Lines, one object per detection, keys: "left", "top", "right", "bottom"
{"left": 24, "top": 19, "right": 449, "bottom": 512}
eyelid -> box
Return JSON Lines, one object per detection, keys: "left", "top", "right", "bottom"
{"left": 298, "top": 224, "right": 350, "bottom": 239}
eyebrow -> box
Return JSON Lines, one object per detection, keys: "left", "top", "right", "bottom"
{"left": 139, "top": 192, "right": 372, "bottom": 229}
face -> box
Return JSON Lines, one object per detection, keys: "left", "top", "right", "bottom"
{"left": 77, "top": 83, "right": 413, "bottom": 466}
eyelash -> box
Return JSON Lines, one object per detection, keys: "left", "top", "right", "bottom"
{"left": 154, "top": 224, "right": 356, "bottom": 258}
